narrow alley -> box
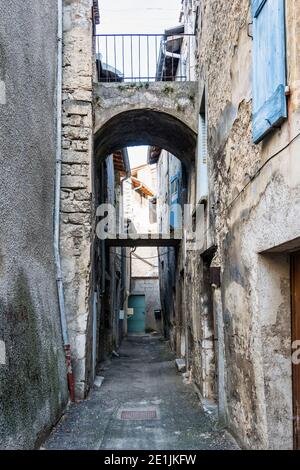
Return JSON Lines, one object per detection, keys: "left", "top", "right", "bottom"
{"left": 44, "top": 335, "right": 237, "bottom": 451}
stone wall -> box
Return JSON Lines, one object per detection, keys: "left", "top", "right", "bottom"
{"left": 0, "top": 0, "right": 68, "bottom": 449}
{"left": 61, "top": 0, "right": 94, "bottom": 398}
{"left": 94, "top": 82, "right": 198, "bottom": 165}
{"left": 197, "top": 0, "right": 300, "bottom": 449}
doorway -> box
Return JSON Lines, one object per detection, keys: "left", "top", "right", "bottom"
{"left": 128, "top": 295, "right": 146, "bottom": 334}
{"left": 291, "top": 251, "right": 300, "bottom": 450}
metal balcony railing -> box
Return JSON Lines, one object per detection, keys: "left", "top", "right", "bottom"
{"left": 95, "top": 33, "right": 195, "bottom": 83}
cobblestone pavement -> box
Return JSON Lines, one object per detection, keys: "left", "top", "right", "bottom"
{"left": 44, "top": 335, "right": 239, "bottom": 450}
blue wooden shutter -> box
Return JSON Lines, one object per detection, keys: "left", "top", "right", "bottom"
{"left": 252, "top": 0, "right": 287, "bottom": 144}
{"left": 170, "top": 174, "right": 180, "bottom": 230}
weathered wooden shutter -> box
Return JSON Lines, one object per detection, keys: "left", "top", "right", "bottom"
{"left": 252, "top": 0, "right": 287, "bottom": 144}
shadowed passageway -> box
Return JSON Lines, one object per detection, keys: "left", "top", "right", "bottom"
{"left": 44, "top": 336, "right": 238, "bottom": 450}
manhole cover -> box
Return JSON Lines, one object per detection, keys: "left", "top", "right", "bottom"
{"left": 119, "top": 409, "right": 158, "bottom": 420}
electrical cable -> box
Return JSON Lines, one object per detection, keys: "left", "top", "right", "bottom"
{"left": 110, "top": 248, "right": 170, "bottom": 260}
{"left": 222, "top": 130, "right": 300, "bottom": 213}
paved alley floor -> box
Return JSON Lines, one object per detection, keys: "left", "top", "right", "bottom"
{"left": 44, "top": 335, "right": 238, "bottom": 450}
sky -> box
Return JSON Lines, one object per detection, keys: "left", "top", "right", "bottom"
{"left": 97, "top": 0, "right": 182, "bottom": 34}
{"left": 127, "top": 146, "right": 149, "bottom": 168}
{"left": 97, "top": 1, "right": 182, "bottom": 167}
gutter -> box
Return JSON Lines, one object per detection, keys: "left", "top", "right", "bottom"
{"left": 54, "top": 0, "right": 75, "bottom": 402}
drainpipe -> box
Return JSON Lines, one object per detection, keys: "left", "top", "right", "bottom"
{"left": 121, "top": 148, "right": 131, "bottom": 178}
{"left": 54, "top": 0, "right": 75, "bottom": 403}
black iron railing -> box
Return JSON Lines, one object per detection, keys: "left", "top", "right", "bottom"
{"left": 95, "top": 34, "right": 195, "bottom": 83}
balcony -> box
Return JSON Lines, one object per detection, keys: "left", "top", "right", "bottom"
{"left": 95, "top": 28, "right": 195, "bottom": 83}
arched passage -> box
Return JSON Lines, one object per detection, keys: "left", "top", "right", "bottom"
{"left": 76, "top": 84, "right": 200, "bottom": 399}
{"left": 94, "top": 109, "right": 197, "bottom": 167}
{"left": 90, "top": 104, "right": 198, "bottom": 382}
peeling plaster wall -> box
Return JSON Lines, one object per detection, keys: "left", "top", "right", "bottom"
{"left": 0, "top": 0, "right": 68, "bottom": 449}
{"left": 197, "top": 0, "right": 300, "bottom": 449}
{"left": 61, "top": 0, "right": 94, "bottom": 398}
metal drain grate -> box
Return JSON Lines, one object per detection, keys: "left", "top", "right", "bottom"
{"left": 120, "top": 409, "right": 158, "bottom": 420}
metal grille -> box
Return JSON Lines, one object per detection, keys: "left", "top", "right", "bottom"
{"left": 120, "top": 409, "right": 158, "bottom": 420}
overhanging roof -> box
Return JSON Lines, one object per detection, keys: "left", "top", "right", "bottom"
{"left": 113, "top": 149, "right": 130, "bottom": 176}
{"left": 131, "top": 176, "right": 154, "bottom": 197}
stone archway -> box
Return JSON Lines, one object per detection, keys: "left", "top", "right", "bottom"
{"left": 94, "top": 81, "right": 198, "bottom": 165}
{"left": 94, "top": 108, "right": 197, "bottom": 167}
{"left": 61, "top": 81, "right": 198, "bottom": 399}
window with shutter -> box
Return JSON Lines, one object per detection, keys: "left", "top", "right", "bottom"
{"left": 196, "top": 111, "right": 208, "bottom": 203}
{"left": 252, "top": 0, "right": 287, "bottom": 144}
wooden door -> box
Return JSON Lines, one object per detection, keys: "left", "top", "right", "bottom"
{"left": 291, "top": 252, "right": 300, "bottom": 449}
{"left": 128, "top": 295, "right": 146, "bottom": 334}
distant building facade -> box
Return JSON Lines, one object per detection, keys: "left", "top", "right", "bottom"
{"left": 123, "top": 163, "right": 162, "bottom": 334}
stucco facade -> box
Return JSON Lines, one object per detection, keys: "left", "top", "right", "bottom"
{"left": 0, "top": 0, "right": 68, "bottom": 449}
